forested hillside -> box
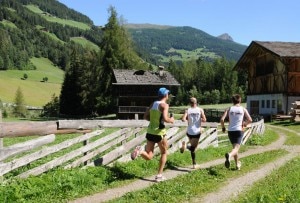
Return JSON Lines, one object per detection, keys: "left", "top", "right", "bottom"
{"left": 126, "top": 24, "right": 247, "bottom": 63}
{"left": 0, "top": 0, "right": 103, "bottom": 71}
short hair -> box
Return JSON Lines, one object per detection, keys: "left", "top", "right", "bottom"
{"left": 190, "top": 97, "right": 197, "bottom": 104}
{"left": 232, "top": 94, "right": 241, "bottom": 104}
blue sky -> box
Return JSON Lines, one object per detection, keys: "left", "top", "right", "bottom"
{"left": 58, "top": 0, "right": 299, "bottom": 46}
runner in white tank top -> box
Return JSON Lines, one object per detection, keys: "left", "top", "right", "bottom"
{"left": 220, "top": 94, "right": 252, "bottom": 170}
{"left": 228, "top": 106, "right": 245, "bottom": 131}
{"left": 181, "top": 97, "right": 207, "bottom": 169}
{"left": 186, "top": 106, "right": 202, "bottom": 135}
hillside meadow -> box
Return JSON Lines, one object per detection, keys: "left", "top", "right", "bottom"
{"left": 25, "top": 4, "right": 91, "bottom": 30}
{"left": 0, "top": 57, "right": 64, "bottom": 107}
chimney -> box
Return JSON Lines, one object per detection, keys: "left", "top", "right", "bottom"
{"left": 158, "top": 65, "right": 165, "bottom": 77}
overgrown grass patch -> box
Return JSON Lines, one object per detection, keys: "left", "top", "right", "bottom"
{"left": 245, "top": 128, "right": 278, "bottom": 146}
{"left": 268, "top": 123, "right": 300, "bottom": 145}
{"left": 108, "top": 149, "right": 288, "bottom": 203}
{"left": 270, "top": 120, "right": 300, "bottom": 131}
{"left": 232, "top": 156, "right": 300, "bottom": 203}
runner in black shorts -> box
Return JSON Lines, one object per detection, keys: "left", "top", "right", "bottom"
{"left": 180, "top": 97, "right": 206, "bottom": 169}
{"left": 220, "top": 94, "right": 252, "bottom": 170}
{"left": 131, "top": 87, "right": 174, "bottom": 182}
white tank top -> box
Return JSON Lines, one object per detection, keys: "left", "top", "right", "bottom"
{"left": 228, "top": 106, "right": 244, "bottom": 131}
{"left": 187, "top": 107, "right": 202, "bottom": 135}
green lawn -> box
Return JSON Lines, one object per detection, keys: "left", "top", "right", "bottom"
{"left": 0, "top": 57, "right": 64, "bottom": 107}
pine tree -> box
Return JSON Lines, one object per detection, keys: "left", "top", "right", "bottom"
{"left": 13, "top": 87, "right": 27, "bottom": 117}
{"left": 96, "top": 6, "right": 146, "bottom": 114}
{"left": 59, "top": 47, "right": 84, "bottom": 116}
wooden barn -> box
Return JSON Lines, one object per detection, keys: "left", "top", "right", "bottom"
{"left": 234, "top": 41, "right": 300, "bottom": 117}
{"left": 112, "top": 67, "right": 180, "bottom": 119}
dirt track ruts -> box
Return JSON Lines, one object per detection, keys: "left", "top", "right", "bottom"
{"left": 70, "top": 125, "right": 300, "bottom": 203}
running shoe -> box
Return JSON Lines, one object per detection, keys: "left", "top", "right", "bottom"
{"left": 225, "top": 153, "right": 231, "bottom": 168}
{"left": 236, "top": 161, "right": 242, "bottom": 170}
{"left": 155, "top": 174, "right": 166, "bottom": 182}
{"left": 180, "top": 141, "right": 186, "bottom": 153}
{"left": 131, "top": 146, "right": 142, "bottom": 160}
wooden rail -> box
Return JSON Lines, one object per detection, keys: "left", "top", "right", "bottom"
{"left": 0, "top": 119, "right": 264, "bottom": 180}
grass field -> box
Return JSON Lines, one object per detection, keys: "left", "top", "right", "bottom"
{"left": 26, "top": 4, "right": 91, "bottom": 30}
{"left": 0, "top": 57, "right": 64, "bottom": 107}
{"left": 158, "top": 47, "right": 220, "bottom": 62}
{"left": 71, "top": 37, "right": 100, "bottom": 51}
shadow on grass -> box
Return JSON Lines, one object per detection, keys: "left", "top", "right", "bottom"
{"left": 103, "top": 165, "right": 137, "bottom": 183}
{"left": 271, "top": 121, "right": 300, "bottom": 126}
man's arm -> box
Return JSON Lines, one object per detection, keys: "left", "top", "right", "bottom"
{"left": 181, "top": 110, "right": 188, "bottom": 122}
{"left": 220, "top": 108, "right": 229, "bottom": 132}
{"left": 200, "top": 108, "right": 207, "bottom": 122}
{"left": 243, "top": 108, "right": 253, "bottom": 127}
{"left": 160, "top": 103, "right": 174, "bottom": 124}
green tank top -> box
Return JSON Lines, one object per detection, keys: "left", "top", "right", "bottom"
{"left": 147, "top": 101, "right": 167, "bottom": 136}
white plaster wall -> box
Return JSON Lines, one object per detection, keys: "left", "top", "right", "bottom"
{"left": 247, "top": 94, "right": 284, "bottom": 114}
{"left": 247, "top": 94, "right": 300, "bottom": 115}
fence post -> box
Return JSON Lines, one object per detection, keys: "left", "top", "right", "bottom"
{"left": 0, "top": 110, "right": 3, "bottom": 182}
{"left": 83, "top": 133, "right": 90, "bottom": 166}
{"left": 0, "top": 109, "right": 2, "bottom": 148}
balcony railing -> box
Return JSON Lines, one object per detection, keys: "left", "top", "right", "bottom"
{"left": 118, "top": 106, "right": 148, "bottom": 114}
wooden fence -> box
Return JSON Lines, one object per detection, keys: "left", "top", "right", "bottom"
{"left": 0, "top": 119, "right": 264, "bottom": 180}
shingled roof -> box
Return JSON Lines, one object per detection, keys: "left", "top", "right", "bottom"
{"left": 234, "top": 41, "right": 300, "bottom": 70}
{"left": 255, "top": 41, "right": 300, "bottom": 57}
{"left": 112, "top": 69, "right": 180, "bottom": 86}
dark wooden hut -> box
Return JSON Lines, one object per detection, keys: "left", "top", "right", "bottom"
{"left": 112, "top": 67, "right": 180, "bottom": 119}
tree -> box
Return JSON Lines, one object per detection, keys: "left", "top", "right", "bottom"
{"left": 210, "top": 89, "right": 221, "bottom": 104}
{"left": 23, "top": 73, "right": 28, "bottom": 80}
{"left": 42, "top": 77, "right": 48, "bottom": 82}
{"left": 42, "top": 94, "right": 59, "bottom": 117}
{"left": 96, "top": 6, "right": 146, "bottom": 114}
{"left": 59, "top": 47, "right": 85, "bottom": 116}
{"left": 13, "top": 87, "right": 27, "bottom": 117}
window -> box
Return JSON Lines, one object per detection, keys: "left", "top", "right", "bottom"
{"left": 277, "top": 99, "right": 283, "bottom": 113}
{"left": 261, "top": 100, "right": 265, "bottom": 108}
{"left": 250, "top": 100, "right": 259, "bottom": 114}
{"left": 266, "top": 100, "right": 270, "bottom": 108}
{"left": 272, "top": 100, "right": 276, "bottom": 108}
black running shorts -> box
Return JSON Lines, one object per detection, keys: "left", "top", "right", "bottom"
{"left": 146, "top": 133, "right": 164, "bottom": 143}
{"left": 228, "top": 131, "right": 244, "bottom": 145}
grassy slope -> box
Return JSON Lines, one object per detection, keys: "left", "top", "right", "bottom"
{"left": 71, "top": 37, "right": 100, "bottom": 51}
{"left": 0, "top": 57, "right": 64, "bottom": 107}
{"left": 25, "top": 4, "right": 90, "bottom": 30}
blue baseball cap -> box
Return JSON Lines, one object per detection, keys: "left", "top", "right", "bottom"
{"left": 158, "top": 87, "right": 170, "bottom": 96}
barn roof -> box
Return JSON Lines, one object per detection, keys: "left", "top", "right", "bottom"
{"left": 112, "top": 69, "right": 180, "bottom": 86}
{"left": 234, "top": 41, "right": 300, "bottom": 70}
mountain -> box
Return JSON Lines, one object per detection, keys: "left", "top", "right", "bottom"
{"left": 126, "top": 24, "right": 247, "bottom": 63}
{"left": 218, "top": 33, "right": 234, "bottom": 41}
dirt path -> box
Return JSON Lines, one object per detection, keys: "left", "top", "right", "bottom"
{"left": 70, "top": 125, "right": 300, "bottom": 203}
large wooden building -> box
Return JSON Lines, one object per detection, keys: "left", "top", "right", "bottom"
{"left": 112, "top": 67, "right": 180, "bottom": 119}
{"left": 234, "top": 41, "right": 300, "bottom": 116}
